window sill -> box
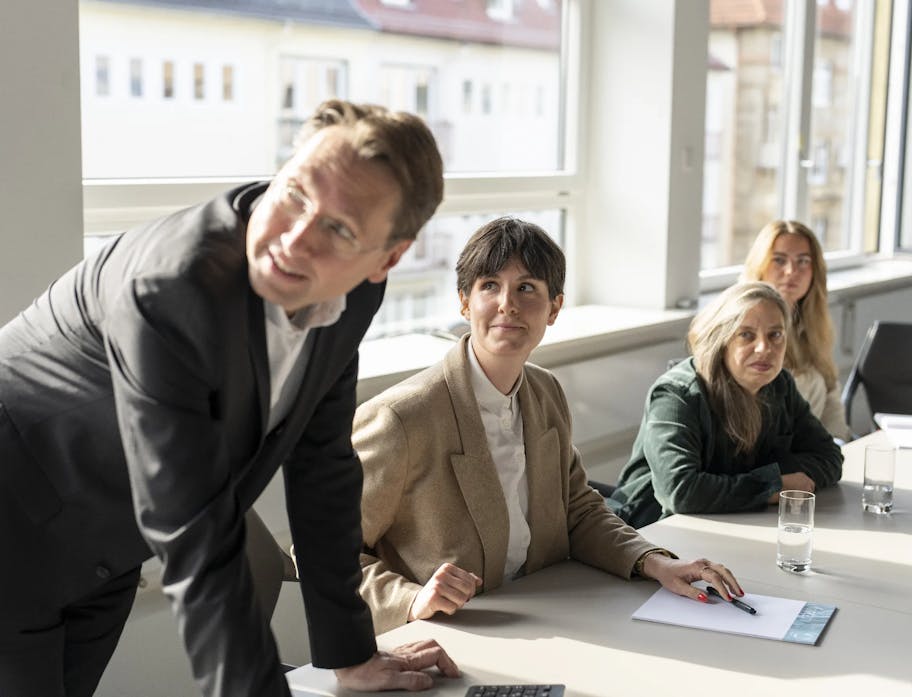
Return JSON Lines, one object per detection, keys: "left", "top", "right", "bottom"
{"left": 358, "top": 304, "right": 693, "bottom": 403}
{"left": 357, "top": 256, "right": 912, "bottom": 403}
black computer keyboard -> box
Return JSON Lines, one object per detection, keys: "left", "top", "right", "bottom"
{"left": 465, "top": 685, "right": 565, "bottom": 697}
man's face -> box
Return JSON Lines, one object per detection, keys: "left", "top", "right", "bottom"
{"left": 246, "top": 127, "right": 410, "bottom": 314}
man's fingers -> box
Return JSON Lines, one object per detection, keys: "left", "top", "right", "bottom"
{"left": 388, "top": 670, "right": 434, "bottom": 692}
{"left": 399, "top": 644, "right": 461, "bottom": 678}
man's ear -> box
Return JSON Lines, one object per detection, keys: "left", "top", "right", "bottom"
{"left": 367, "top": 239, "right": 412, "bottom": 283}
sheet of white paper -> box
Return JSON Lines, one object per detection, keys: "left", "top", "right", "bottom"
{"left": 632, "top": 586, "right": 807, "bottom": 641}
{"left": 874, "top": 413, "right": 912, "bottom": 448}
{"left": 286, "top": 664, "right": 337, "bottom": 696}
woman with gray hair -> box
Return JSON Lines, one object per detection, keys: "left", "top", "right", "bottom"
{"left": 608, "top": 282, "right": 843, "bottom": 528}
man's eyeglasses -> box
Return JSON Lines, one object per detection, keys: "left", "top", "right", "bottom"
{"left": 273, "top": 182, "right": 384, "bottom": 259}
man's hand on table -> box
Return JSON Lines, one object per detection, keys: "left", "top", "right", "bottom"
{"left": 334, "top": 639, "right": 460, "bottom": 691}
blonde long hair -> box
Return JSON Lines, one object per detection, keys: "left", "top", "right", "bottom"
{"left": 689, "top": 282, "right": 791, "bottom": 454}
{"left": 741, "top": 220, "right": 837, "bottom": 389}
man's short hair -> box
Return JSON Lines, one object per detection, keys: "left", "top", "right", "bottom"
{"left": 294, "top": 99, "right": 444, "bottom": 244}
{"left": 456, "top": 217, "right": 565, "bottom": 299}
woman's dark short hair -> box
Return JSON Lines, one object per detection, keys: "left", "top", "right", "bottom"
{"left": 456, "top": 217, "right": 565, "bottom": 299}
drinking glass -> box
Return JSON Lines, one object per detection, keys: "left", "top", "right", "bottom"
{"left": 777, "top": 490, "right": 814, "bottom": 573}
{"left": 863, "top": 446, "right": 895, "bottom": 514}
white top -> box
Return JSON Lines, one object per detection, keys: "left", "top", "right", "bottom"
{"left": 791, "top": 366, "right": 850, "bottom": 441}
{"left": 466, "top": 341, "right": 530, "bottom": 581}
{"left": 263, "top": 296, "right": 345, "bottom": 432}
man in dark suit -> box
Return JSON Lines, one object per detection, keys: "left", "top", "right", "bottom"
{"left": 0, "top": 100, "right": 458, "bottom": 697}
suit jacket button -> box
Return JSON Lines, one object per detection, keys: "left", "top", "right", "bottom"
{"left": 96, "top": 565, "right": 111, "bottom": 580}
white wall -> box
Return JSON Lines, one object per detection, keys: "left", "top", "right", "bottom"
{"left": 0, "top": 0, "right": 84, "bottom": 324}
{"left": 579, "top": 0, "right": 708, "bottom": 310}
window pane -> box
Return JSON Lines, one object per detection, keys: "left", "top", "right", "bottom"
{"left": 222, "top": 64, "right": 234, "bottom": 101}
{"left": 129, "top": 58, "right": 143, "bottom": 97}
{"left": 367, "top": 210, "right": 565, "bottom": 340}
{"left": 193, "top": 62, "right": 205, "bottom": 100}
{"left": 803, "top": 0, "right": 857, "bottom": 252}
{"left": 95, "top": 55, "right": 110, "bottom": 96}
{"left": 163, "top": 60, "right": 174, "bottom": 99}
{"left": 702, "top": 6, "right": 785, "bottom": 269}
{"left": 78, "top": 0, "right": 564, "bottom": 179}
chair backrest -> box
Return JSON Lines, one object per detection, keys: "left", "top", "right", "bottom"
{"left": 841, "top": 321, "right": 912, "bottom": 429}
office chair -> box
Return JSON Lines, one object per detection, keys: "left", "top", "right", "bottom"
{"left": 841, "top": 321, "right": 912, "bottom": 431}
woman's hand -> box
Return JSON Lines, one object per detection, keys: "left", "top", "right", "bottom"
{"left": 642, "top": 555, "right": 745, "bottom": 602}
{"left": 408, "top": 562, "right": 483, "bottom": 622}
{"left": 767, "top": 471, "right": 816, "bottom": 504}
{"left": 335, "top": 639, "right": 460, "bottom": 691}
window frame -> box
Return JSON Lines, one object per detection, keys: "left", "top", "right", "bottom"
{"left": 80, "top": 0, "right": 909, "bottom": 314}
{"left": 700, "top": 0, "right": 889, "bottom": 293}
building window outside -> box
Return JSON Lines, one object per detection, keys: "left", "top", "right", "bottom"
{"left": 808, "top": 142, "right": 830, "bottom": 186}
{"left": 163, "top": 60, "right": 174, "bottom": 99}
{"left": 277, "top": 55, "right": 347, "bottom": 166}
{"left": 380, "top": 64, "right": 435, "bottom": 119}
{"left": 95, "top": 55, "right": 110, "bottom": 96}
{"left": 193, "top": 62, "right": 205, "bottom": 100}
{"left": 702, "top": 0, "right": 880, "bottom": 275}
{"left": 702, "top": 16, "right": 785, "bottom": 270}
{"left": 804, "top": 0, "right": 858, "bottom": 252}
{"left": 813, "top": 60, "right": 833, "bottom": 107}
{"left": 222, "top": 65, "right": 234, "bottom": 101}
{"left": 79, "top": 0, "right": 562, "bottom": 177}
{"left": 129, "top": 58, "right": 143, "bottom": 98}
{"left": 79, "top": 0, "right": 566, "bottom": 337}
{"left": 486, "top": 0, "right": 515, "bottom": 22}
{"left": 481, "top": 83, "right": 492, "bottom": 114}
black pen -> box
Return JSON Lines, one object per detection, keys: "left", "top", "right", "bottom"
{"left": 706, "top": 585, "right": 757, "bottom": 615}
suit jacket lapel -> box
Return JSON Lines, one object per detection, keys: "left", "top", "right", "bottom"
{"left": 246, "top": 288, "right": 270, "bottom": 438}
{"left": 444, "top": 338, "right": 508, "bottom": 590}
{"left": 519, "top": 376, "right": 563, "bottom": 574}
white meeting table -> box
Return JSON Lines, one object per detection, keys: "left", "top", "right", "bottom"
{"left": 287, "top": 432, "right": 912, "bottom": 697}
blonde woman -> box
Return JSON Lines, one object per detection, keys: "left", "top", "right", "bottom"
{"left": 741, "top": 220, "right": 850, "bottom": 441}
{"left": 608, "top": 282, "right": 843, "bottom": 528}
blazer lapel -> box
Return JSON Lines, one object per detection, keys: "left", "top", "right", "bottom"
{"left": 246, "top": 288, "right": 270, "bottom": 438}
{"left": 444, "top": 338, "right": 508, "bottom": 590}
{"left": 519, "top": 376, "right": 564, "bottom": 574}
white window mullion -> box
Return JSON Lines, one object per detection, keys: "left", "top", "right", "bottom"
{"left": 780, "top": 0, "right": 816, "bottom": 221}
{"left": 886, "top": 0, "right": 912, "bottom": 253}
{"left": 846, "top": 1, "right": 877, "bottom": 254}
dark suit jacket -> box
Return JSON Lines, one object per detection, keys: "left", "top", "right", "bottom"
{"left": 0, "top": 182, "right": 378, "bottom": 696}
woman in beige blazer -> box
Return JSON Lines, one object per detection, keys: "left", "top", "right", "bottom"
{"left": 355, "top": 217, "right": 745, "bottom": 634}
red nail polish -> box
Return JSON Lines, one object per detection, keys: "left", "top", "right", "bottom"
{"left": 698, "top": 593, "right": 708, "bottom": 602}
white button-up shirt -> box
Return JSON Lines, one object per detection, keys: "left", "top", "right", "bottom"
{"left": 467, "top": 341, "right": 530, "bottom": 580}
{"left": 263, "top": 295, "right": 345, "bottom": 432}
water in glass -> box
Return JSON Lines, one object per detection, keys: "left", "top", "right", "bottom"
{"left": 777, "top": 523, "right": 812, "bottom": 572}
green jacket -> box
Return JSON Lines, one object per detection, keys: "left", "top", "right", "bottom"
{"left": 608, "top": 358, "right": 843, "bottom": 528}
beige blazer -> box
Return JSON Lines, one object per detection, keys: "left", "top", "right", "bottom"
{"left": 355, "top": 335, "right": 658, "bottom": 633}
